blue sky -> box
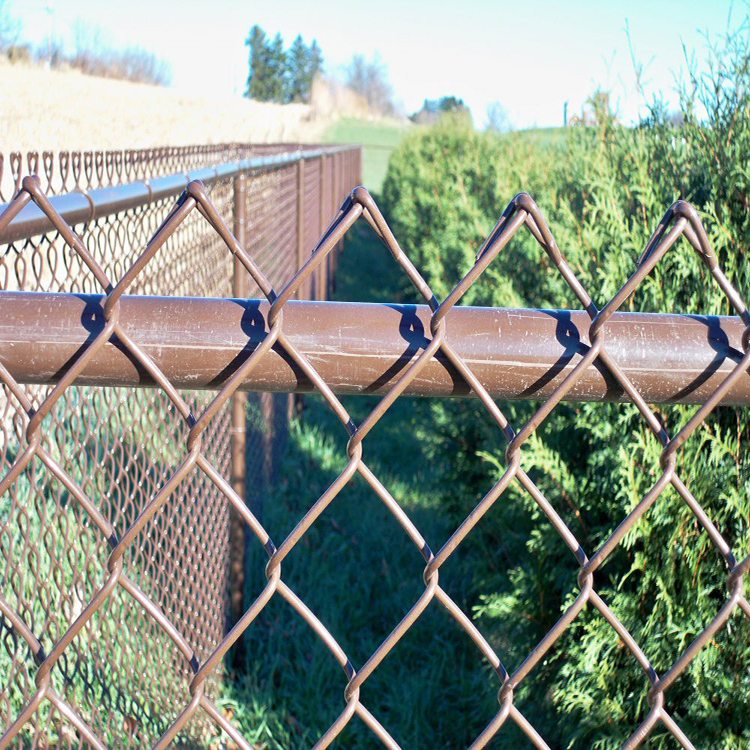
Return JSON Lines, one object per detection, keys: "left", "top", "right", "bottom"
{"left": 6, "top": 0, "right": 741, "bottom": 128}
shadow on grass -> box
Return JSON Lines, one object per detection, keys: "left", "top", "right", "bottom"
{"left": 217, "top": 218, "right": 517, "bottom": 748}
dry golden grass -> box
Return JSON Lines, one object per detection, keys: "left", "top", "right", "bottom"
{"left": 0, "top": 60, "right": 324, "bottom": 154}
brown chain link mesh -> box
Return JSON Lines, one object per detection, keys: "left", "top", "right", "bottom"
{"left": 0, "top": 145, "right": 359, "bottom": 748}
{"left": 0, "top": 144, "right": 315, "bottom": 202}
{"left": 0, "top": 151, "right": 747, "bottom": 749}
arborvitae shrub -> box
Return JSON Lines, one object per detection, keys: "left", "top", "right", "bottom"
{"left": 381, "top": 26, "right": 750, "bottom": 750}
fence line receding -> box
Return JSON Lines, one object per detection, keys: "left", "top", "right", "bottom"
{"left": 0, "top": 142, "right": 361, "bottom": 749}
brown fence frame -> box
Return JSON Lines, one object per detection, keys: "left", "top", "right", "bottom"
{"left": 0, "top": 143, "right": 361, "bottom": 749}
{"left": 0, "top": 156, "right": 748, "bottom": 749}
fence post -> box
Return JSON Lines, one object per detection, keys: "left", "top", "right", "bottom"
{"left": 319, "top": 155, "right": 327, "bottom": 299}
{"left": 229, "top": 172, "right": 247, "bottom": 633}
{"left": 297, "top": 158, "right": 306, "bottom": 299}
{"left": 333, "top": 152, "right": 341, "bottom": 283}
{"left": 294, "top": 157, "right": 307, "bottom": 416}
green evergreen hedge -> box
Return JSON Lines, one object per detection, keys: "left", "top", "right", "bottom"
{"left": 380, "top": 29, "right": 750, "bottom": 750}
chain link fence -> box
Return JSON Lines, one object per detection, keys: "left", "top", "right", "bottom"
{"left": 0, "top": 144, "right": 325, "bottom": 202}
{"left": 0, "top": 143, "right": 361, "bottom": 748}
{"left": 0, "top": 149, "right": 746, "bottom": 748}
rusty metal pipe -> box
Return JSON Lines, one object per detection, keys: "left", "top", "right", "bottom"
{"left": 0, "top": 146, "right": 356, "bottom": 244}
{"left": 1, "top": 291, "right": 748, "bottom": 405}
{"left": 229, "top": 173, "right": 248, "bottom": 633}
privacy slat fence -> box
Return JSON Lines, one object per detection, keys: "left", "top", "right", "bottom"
{"left": 0, "top": 143, "right": 746, "bottom": 749}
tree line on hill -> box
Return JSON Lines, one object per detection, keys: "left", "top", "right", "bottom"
{"left": 0, "top": 4, "right": 170, "bottom": 86}
{"left": 243, "top": 27, "right": 478, "bottom": 124}
{"left": 244, "top": 24, "right": 397, "bottom": 116}
{"left": 410, "top": 96, "right": 471, "bottom": 124}
{"left": 244, "top": 25, "right": 323, "bottom": 104}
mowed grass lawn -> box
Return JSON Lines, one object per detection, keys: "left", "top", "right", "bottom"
{"left": 322, "top": 117, "right": 411, "bottom": 193}
{"left": 323, "top": 117, "right": 566, "bottom": 194}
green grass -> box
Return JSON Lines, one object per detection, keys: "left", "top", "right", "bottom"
{"left": 322, "top": 117, "right": 569, "bottom": 194}
{"left": 0, "top": 388, "right": 221, "bottom": 748}
{"left": 510, "top": 126, "right": 568, "bottom": 148}
{"left": 219, "top": 222, "right": 518, "bottom": 748}
{"left": 322, "top": 117, "right": 411, "bottom": 194}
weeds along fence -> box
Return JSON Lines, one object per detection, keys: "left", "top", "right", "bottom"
{"left": 0, "top": 143, "right": 361, "bottom": 748}
{"left": 0, "top": 150, "right": 747, "bottom": 749}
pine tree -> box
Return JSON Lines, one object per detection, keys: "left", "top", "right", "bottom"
{"left": 307, "top": 39, "right": 323, "bottom": 90}
{"left": 265, "top": 32, "right": 287, "bottom": 103}
{"left": 286, "top": 36, "right": 323, "bottom": 103}
{"left": 245, "top": 25, "right": 273, "bottom": 101}
{"left": 287, "top": 34, "right": 309, "bottom": 103}
{"left": 245, "top": 27, "right": 322, "bottom": 104}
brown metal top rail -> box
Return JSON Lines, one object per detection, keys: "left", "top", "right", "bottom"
{"left": 0, "top": 144, "right": 355, "bottom": 244}
{"left": 1, "top": 291, "right": 747, "bottom": 405}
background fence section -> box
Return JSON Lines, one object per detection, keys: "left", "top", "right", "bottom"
{"left": 0, "top": 143, "right": 361, "bottom": 747}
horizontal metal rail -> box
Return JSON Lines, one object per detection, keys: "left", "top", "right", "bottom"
{"left": 0, "top": 145, "right": 355, "bottom": 244}
{"left": 1, "top": 291, "right": 747, "bottom": 404}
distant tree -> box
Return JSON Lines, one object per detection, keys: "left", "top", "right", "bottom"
{"left": 116, "top": 47, "right": 170, "bottom": 85}
{"left": 28, "top": 19, "right": 170, "bottom": 84}
{"left": 485, "top": 100, "right": 511, "bottom": 132}
{"left": 286, "top": 34, "right": 323, "bottom": 103}
{"left": 569, "top": 88, "right": 618, "bottom": 127}
{"left": 434, "top": 96, "right": 468, "bottom": 114}
{"left": 246, "top": 27, "right": 324, "bottom": 104}
{"left": 586, "top": 88, "right": 617, "bottom": 125}
{"left": 265, "top": 32, "right": 287, "bottom": 102}
{"left": 63, "top": 21, "right": 170, "bottom": 85}
{"left": 286, "top": 34, "right": 308, "bottom": 102}
{"left": 307, "top": 39, "right": 323, "bottom": 86}
{"left": 411, "top": 96, "right": 471, "bottom": 125}
{"left": 345, "top": 54, "right": 395, "bottom": 115}
{"left": 245, "top": 25, "right": 273, "bottom": 100}
{"left": 0, "top": 0, "right": 19, "bottom": 54}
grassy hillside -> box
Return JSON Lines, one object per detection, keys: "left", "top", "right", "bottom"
{"left": 509, "top": 125, "right": 568, "bottom": 147}
{"left": 322, "top": 117, "right": 411, "bottom": 193}
{"left": 0, "top": 61, "right": 321, "bottom": 154}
